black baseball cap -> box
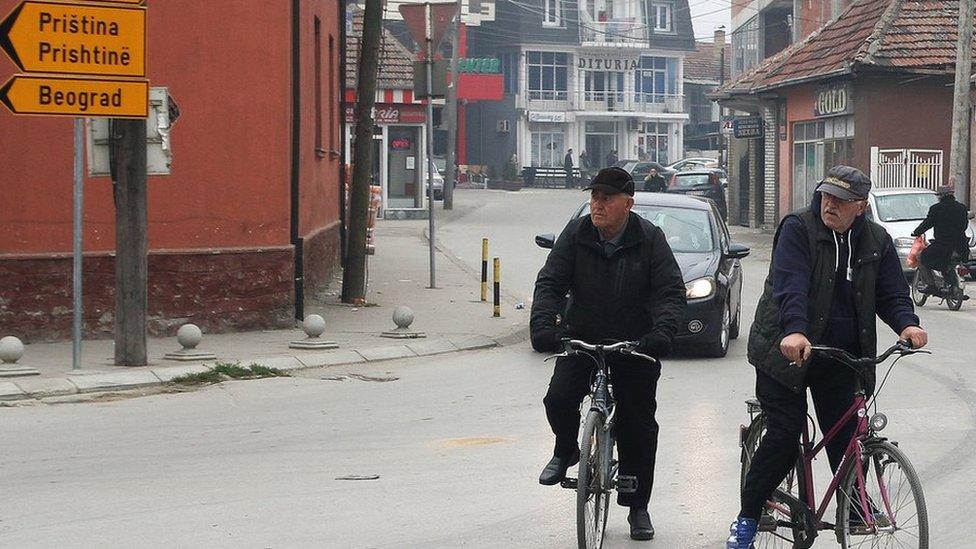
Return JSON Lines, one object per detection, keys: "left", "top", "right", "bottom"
{"left": 816, "top": 165, "right": 871, "bottom": 201}
{"left": 583, "top": 167, "right": 635, "bottom": 196}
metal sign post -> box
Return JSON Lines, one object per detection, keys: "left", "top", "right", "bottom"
{"left": 424, "top": 3, "right": 436, "bottom": 289}
{"left": 72, "top": 117, "right": 83, "bottom": 370}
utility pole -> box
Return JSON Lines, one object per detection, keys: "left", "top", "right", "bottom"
{"left": 718, "top": 40, "right": 726, "bottom": 170}
{"left": 113, "top": 119, "right": 148, "bottom": 366}
{"left": 443, "top": 0, "right": 462, "bottom": 210}
{"left": 342, "top": 0, "right": 382, "bottom": 304}
{"left": 950, "top": 0, "right": 974, "bottom": 207}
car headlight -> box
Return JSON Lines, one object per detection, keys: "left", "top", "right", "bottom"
{"left": 685, "top": 277, "right": 715, "bottom": 299}
{"left": 894, "top": 237, "right": 915, "bottom": 248}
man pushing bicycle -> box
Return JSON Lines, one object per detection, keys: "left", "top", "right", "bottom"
{"left": 530, "top": 167, "right": 686, "bottom": 541}
{"left": 727, "top": 165, "right": 928, "bottom": 548}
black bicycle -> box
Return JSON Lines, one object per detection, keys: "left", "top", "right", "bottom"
{"left": 547, "top": 339, "right": 657, "bottom": 549}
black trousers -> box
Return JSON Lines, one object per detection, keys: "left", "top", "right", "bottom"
{"left": 739, "top": 360, "right": 859, "bottom": 519}
{"left": 543, "top": 354, "right": 661, "bottom": 508}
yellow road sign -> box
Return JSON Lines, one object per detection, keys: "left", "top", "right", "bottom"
{"left": 0, "top": 0, "right": 146, "bottom": 77}
{"left": 0, "top": 74, "right": 148, "bottom": 117}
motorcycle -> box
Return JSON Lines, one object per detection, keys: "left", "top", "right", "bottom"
{"left": 911, "top": 259, "right": 969, "bottom": 310}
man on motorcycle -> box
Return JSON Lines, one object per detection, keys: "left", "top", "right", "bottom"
{"left": 911, "top": 185, "right": 970, "bottom": 292}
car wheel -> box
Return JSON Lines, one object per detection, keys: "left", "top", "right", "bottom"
{"left": 729, "top": 298, "right": 741, "bottom": 340}
{"left": 706, "top": 301, "right": 731, "bottom": 358}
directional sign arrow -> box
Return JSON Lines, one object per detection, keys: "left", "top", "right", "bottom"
{"left": 0, "top": 74, "right": 148, "bottom": 117}
{"left": 0, "top": 0, "right": 146, "bottom": 77}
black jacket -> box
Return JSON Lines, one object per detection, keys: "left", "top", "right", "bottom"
{"left": 564, "top": 154, "right": 573, "bottom": 171}
{"left": 643, "top": 174, "right": 667, "bottom": 192}
{"left": 912, "top": 196, "right": 969, "bottom": 256}
{"left": 748, "top": 193, "right": 919, "bottom": 392}
{"left": 530, "top": 212, "right": 687, "bottom": 352}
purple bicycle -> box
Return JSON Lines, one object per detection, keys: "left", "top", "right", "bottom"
{"left": 738, "top": 341, "right": 929, "bottom": 548}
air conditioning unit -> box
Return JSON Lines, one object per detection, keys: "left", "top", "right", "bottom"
{"left": 497, "top": 119, "right": 511, "bottom": 133}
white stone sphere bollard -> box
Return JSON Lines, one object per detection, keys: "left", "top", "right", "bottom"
{"left": 392, "top": 306, "right": 415, "bottom": 329}
{"left": 0, "top": 336, "right": 24, "bottom": 364}
{"left": 176, "top": 324, "right": 203, "bottom": 350}
{"left": 303, "top": 314, "right": 326, "bottom": 338}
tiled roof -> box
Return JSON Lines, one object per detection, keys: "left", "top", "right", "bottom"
{"left": 346, "top": 12, "right": 416, "bottom": 90}
{"left": 720, "top": 0, "right": 976, "bottom": 95}
{"left": 684, "top": 40, "right": 732, "bottom": 83}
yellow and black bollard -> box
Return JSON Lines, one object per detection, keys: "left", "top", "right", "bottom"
{"left": 481, "top": 238, "right": 489, "bottom": 302}
{"left": 493, "top": 257, "right": 501, "bottom": 317}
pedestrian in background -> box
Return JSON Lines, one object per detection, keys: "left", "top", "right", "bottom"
{"left": 579, "top": 150, "right": 591, "bottom": 187}
{"left": 564, "top": 148, "right": 574, "bottom": 189}
{"left": 643, "top": 167, "right": 667, "bottom": 192}
{"left": 606, "top": 149, "right": 619, "bottom": 168}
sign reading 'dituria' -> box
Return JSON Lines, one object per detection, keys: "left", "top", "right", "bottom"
{"left": 0, "top": 74, "right": 149, "bottom": 117}
{"left": 0, "top": 1, "right": 147, "bottom": 77}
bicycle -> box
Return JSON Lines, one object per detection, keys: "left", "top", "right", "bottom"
{"left": 738, "top": 341, "right": 929, "bottom": 548}
{"left": 546, "top": 339, "right": 657, "bottom": 549}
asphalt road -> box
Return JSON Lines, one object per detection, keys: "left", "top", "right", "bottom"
{"left": 1, "top": 189, "right": 974, "bottom": 548}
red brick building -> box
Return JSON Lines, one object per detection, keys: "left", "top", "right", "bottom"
{"left": 0, "top": 0, "right": 344, "bottom": 340}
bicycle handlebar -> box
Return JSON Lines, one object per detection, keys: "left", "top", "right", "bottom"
{"left": 545, "top": 338, "right": 658, "bottom": 365}
{"left": 809, "top": 340, "right": 928, "bottom": 367}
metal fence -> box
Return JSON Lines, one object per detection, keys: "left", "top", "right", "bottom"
{"left": 870, "top": 147, "right": 943, "bottom": 190}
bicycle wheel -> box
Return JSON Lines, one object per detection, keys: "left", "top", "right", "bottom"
{"left": 911, "top": 270, "right": 928, "bottom": 307}
{"left": 577, "top": 409, "right": 610, "bottom": 549}
{"left": 837, "top": 440, "right": 928, "bottom": 548}
{"left": 740, "top": 414, "right": 800, "bottom": 549}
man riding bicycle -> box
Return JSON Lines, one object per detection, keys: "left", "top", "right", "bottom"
{"left": 530, "top": 167, "right": 686, "bottom": 541}
{"left": 727, "top": 166, "right": 928, "bottom": 548}
{"left": 911, "top": 184, "right": 970, "bottom": 293}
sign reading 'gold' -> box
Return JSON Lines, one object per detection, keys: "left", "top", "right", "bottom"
{"left": 0, "top": 74, "right": 148, "bottom": 117}
{"left": 0, "top": 0, "right": 147, "bottom": 77}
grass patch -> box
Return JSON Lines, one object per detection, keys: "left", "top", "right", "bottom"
{"left": 170, "top": 362, "right": 289, "bottom": 385}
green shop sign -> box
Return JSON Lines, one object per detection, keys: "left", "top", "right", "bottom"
{"left": 457, "top": 58, "right": 501, "bottom": 74}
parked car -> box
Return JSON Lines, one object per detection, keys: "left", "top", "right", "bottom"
{"left": 865, "top": 187, "right": 976, "bottom": 274}
{"left": 613, "top": 159, "right": 677, "bottom": 184}
{"left": 534, "top": 192, "right": 750, "bottom": 357}
{"left": 667, "top": 169, "right": 728, "bottom": 221}
{"left": 426, "top": 162, "right": 446, "bottom": 200}
{"left": 668, "top": 157, "right": 719, "bottom": 172}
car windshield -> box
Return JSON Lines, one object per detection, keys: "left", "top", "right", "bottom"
{"left": 873, "top": 192, "right": 937, "bottom": 222}
{"left": 580, "top": 204, "right": 715, "bottom": 252}
{"left": 673, "top": 174, "right": 711, "bottom": 188}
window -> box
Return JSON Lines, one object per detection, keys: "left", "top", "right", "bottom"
{"left": 584, "top": 70, "right": 625, "bottom": 104}
{"left": 527, "top": 51, "right": 568, "bottom": 101}
{"left": 531, "top": 127, "right": 565, "bottom": 167}
{"left": 792, "top": 117, "right": 855, "bottom": 209}
{"left": 328, "top": 34, "right": 335, "bottom": 151}
{"left": 635, "top": 56, "right": 677, "bottom": 103}
{"left": 641, "top": 122, "right": 670, "bottom": 164}
{"left": 314, "top": 17, "right": 322, "bottom": 155}
{"left": 644, "top": 1, "right": 673, "bottom": 33}
{"left": 731, "top": 16, "right": 759, "bottom": 77}
{"left": 543, "top": 0, "right": 562, "bottom": 27}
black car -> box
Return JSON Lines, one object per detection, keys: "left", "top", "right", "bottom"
{"left": 613, "top": 160, "right": 677, "bottom": 186}
{"left": 534, "top": 192, "right": 749, "bottom": 357}
{"left": 667, "top": 169, "right": 728, "bottom": 221}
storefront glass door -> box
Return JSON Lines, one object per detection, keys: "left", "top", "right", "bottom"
{"left": 387, "top": 126, "right": 423, "bottom": 209}
{"left": 585, "top": 121, "right": 618, "bottom": 168}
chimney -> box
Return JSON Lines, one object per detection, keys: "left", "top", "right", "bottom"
{"left": 714, "top": 25, "right": 727, "bottom": 60}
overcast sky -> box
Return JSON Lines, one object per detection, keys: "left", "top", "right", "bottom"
{"left": 689, "top": 0, "right": 731, "bottom": 41}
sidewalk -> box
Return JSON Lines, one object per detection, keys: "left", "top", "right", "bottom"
{"left": 0, "top": 221, "right": 528, "bottom": 402}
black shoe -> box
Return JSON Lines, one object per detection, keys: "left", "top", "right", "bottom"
{"left": 628, "top": 507, "right": 655, "bottom": 540}
{"left": 538, "top": 450, "right": 580, "bottom": 486}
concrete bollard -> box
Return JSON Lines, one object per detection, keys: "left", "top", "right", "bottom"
{"left": 0, "top": 336, "right": 40, "bottom": 377}
{"left": 289, "top": 314, "right": 339, "bottom": 349}
{"left": 380, "top": 306, "right": 427, "bottom": 339}
{"left": 163, "top": 324, "right": 218, "bottom": 361}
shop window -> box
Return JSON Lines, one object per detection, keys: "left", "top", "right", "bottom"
{"left": 527, "top": 51, "right": 569, "bottom": 101}
{"left": 531, "top": 127, "right": 565, "bottom": 167}
{"left": 792, "top": 116, "right": 854, "bottom": 209}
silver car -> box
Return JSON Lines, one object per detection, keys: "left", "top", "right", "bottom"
{"left": 865, "top": 187, "right": 976, "bottom": 273}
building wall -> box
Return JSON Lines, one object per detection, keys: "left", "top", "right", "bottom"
{"left": 0, "top": 0, "right": 342, "bottom": 340}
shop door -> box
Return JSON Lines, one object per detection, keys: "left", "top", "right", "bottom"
{"left": 585, "top": 121, "right": 618, "bottom": 168}
{"left": 387, "top": 126, "right": 422, "bottom": 209}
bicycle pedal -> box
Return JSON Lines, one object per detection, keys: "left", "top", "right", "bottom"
{"left": 615, "top": 475, "right": 638, "bottom": 493}
{"left": 560, "top": 477, "right": 578, "bottom": 489}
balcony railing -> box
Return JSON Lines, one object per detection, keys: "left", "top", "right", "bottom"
{"left": 580, "top": 19, "right": 647, "bottom": 45}
{"left": 574, "top": 91, "right": 684, "bottom": 114}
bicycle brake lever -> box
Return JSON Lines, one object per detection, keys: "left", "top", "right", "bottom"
{"left": 627, "top": 350, "right": 657, "bottom": 363}
{"left": 544, "top": 352, "right": 570, "bottom": 362}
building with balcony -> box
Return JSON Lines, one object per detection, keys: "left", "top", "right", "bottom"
{"left": 465, "top": 0, "right": 695, "bottom": 180}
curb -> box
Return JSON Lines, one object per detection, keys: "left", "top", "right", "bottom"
{"left": 0, "top": 335, "right": 500, "bottom": 404}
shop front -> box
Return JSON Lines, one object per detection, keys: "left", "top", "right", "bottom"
{"left": 344, "top": 102, "right": 429, "bottom": 217}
